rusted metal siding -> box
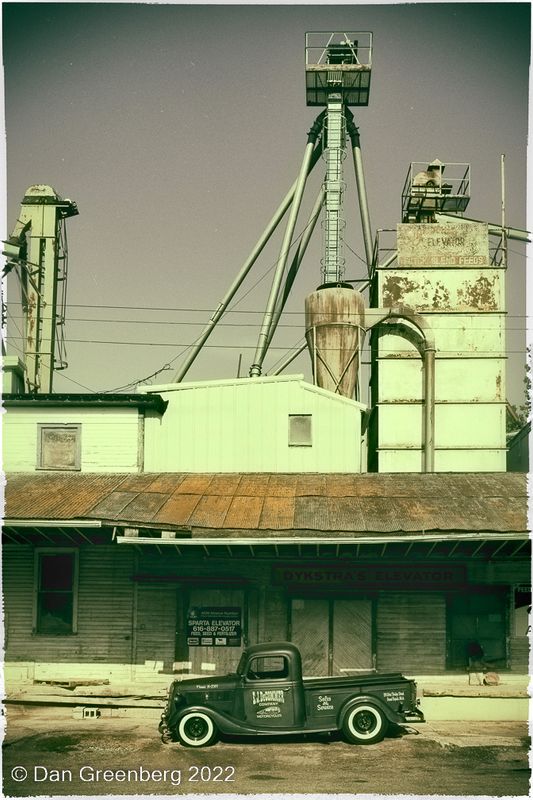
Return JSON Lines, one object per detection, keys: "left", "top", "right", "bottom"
{"left": 380, "top": 270, "right": 503, "bottom": 312}
{"left": 304, "top": 287, "right": 365, "bottom": 398}
{"left": 397, "top": 223, "right": 489, "bottom": 267}
{"left": 372, "top": 221, "right": 507, "bottom": 472}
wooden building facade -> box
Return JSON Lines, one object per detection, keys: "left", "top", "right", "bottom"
{"left": 3, "top": 472, "right": 530, "bottom": 689}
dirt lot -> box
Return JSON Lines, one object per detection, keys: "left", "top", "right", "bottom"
{"left": 2, "top": 705, "right": 530, "bottom": 797}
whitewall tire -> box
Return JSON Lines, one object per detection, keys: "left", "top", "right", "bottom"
{"left": 342, "top": 704, "right": 387, "bottom": 745}
{"left": 177, "top": 712, "right": 218, "bottom": 747}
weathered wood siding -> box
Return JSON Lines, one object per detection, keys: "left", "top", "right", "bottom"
{"left": 135, "top": 582, "right": 178, "bottom": 675}
{"left": 3, "top": 407, "right": 140, "bottom": 472}
{"left": 130, "top": 550, "right": 268, "bottom": 676}
{"left": 3, "top": 545, "right": 135, "bottom": 679}
{"left": 377, "top": 592, "right": 446, "bottom": 673}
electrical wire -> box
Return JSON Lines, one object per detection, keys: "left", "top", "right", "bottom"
{"left": 5, "top": 303, "right": 533, "bottom": 320}
{"left": 5, "top": 334, "right": 530, "bottom": 354}
{"left": 5, "top": 340, "right": 97, "bottom": 393}
{"left": 7, "top": 314, "right": 532, "bottom": 330}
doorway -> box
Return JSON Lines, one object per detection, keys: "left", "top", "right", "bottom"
{"left": 290, "top": 596, "right": 374, "bottom": 676}
{"left": 447, "top": 589, "right": 508, "bottom": 669}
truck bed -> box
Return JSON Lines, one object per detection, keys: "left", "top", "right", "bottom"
{"left": 302, "top": 672, "right": 407, "bottom": 691}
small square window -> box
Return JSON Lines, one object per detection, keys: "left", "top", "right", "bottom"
{"left": 37, "top": 424, "right": 81, "bottom": 470}
{"left": 288, "top": 414, "right": 312, "bottom": 447}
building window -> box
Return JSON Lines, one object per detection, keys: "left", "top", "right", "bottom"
{"left": 447, "top": 589, "right": 508, "bottom": 669}
{"left": 288, "top": 414, "right": 312, "bottom": 446}
{"left": 34, "top": 550, "right": 78, "bottom": 635}
{"left": 37, "top": 424, "right": 81, "bottom": 470}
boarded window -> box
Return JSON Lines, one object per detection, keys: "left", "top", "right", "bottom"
{"left": 37, "top": 424, "right": 81, "bottom": 470}
{"left": 35, "top": 551, "right": 78, "bottom": 635}
{"left": 288, "top": 415, "right": 312, "bottom": 446}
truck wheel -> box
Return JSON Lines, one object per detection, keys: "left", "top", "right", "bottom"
{"left": 177, "top": 712, "right": 218, "bottom": 747}
{"left": 342, "top": 704, "right": 388, "bottom": 745}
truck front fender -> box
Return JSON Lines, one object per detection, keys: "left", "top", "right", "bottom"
{"left": 173, "top": 704, "right": 272, "bottom": 737}
{"left": 337, "top": 694, "right": 404, "bottom": 730}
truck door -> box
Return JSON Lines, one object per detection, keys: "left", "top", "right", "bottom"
{"left": 242, "top": 654, "right": 296, "bottom": 728}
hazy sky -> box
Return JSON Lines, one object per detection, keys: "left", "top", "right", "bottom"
{"left": 2, "top": 2, "right": 530, "bottom": 406}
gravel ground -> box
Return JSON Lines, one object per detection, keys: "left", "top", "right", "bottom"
{"left": 2, "top": 705, "right": 530, "bottom": 798}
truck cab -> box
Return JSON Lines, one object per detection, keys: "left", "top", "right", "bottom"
{"left": 238, "top": 642, "right": 306, "bottom": 729}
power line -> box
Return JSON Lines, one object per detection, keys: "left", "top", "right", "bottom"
{"left": 6, "top": 303, "right": 533, "bottom": 319}
{"left": 6, "top": 340, "right": 97, "bottom": 393}
{"left": 5, "top": 335, "right": 531, "bottom": 353}
{"left": 6, "top": 314, "right": 533, "bottom": 330}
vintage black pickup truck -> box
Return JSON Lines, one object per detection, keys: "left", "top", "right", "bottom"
{"left": 159, "top": 641, "right": 424, "bottom": 747}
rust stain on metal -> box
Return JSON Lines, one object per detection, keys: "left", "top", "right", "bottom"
{"left": 187, "top": 494, "right": 232, "bottom": 528}
{"left": 223, "top": 495, "right": 264, "bottom": 529}
{"left": 296, "top": 475, "right": 327, "bottom": 496}
{"left": 457, "top": 275, "right": 497, "bottom": 311}
{"left": 178, "top": 474, "right": 214, "bottom": 494}
{"left": 155, "top": 493, "right": 201, "bottom": 525}
{"left": 117, "top": 474, "right": 158, "bottom": 492}
{"left": 237, "top": 475, "right": 271, "bottom": 496}
{"left": 88, "top": 491, "right": 140, "bottom": 519}
{"left": 431, "top": 281, "right": 451, "bottom": 310}
{"left": 382, "top": 275, "right": 418, "bottom": 306}
{"left": 145, "top": 474, "right": 185, "bottom": 494}
{"left": 293, "top": 496, "right": 330, "bottom": 530}
{"left": 208, "top": 474, "right": 242, "bottom": 496}
{"left": 259, "top": 496, "right": 295, "bottom": 529}
{"left": 327, "top": 496, "right": 366, "bottom": 531}
{"left": 119, "top": 491, "right": 169, "bottom": 522}
{"left": 4, "top": 472, "right": 528, "bottom": 533}
{"left": 268, "top": 475, "right": 298, "bottom": 497}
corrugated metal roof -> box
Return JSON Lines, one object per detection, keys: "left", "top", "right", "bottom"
{"left": 4, "top": 472, "right": 529, "bottom": 534}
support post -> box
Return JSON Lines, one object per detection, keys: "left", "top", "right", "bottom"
{"left": 346, "top": 113, "right": 374, "bottom": 273}
{"left": 250, "top": 113, "right": 325, "bottom": 377}
{"left": 263, "top": 186, "right": 325, "bottom": 355}
{"left": 173, "top": 139, "right": 323, "bottom": 383}
{"left": 271, "top": 342, "right": 307, "bottom": 376}
{"left": 423, "top": 346, "right": 436, "bottom": 473}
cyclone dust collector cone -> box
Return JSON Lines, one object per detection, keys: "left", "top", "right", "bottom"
{"left": 305, "top": 286, "right": 365, "bottom": 399}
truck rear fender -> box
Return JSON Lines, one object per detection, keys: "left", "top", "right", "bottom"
{"left": 337, "top": 694, "right": 402, "bottom": 729}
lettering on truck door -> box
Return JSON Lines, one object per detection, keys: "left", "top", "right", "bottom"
{"left": 243, "top": 655, "right": 296, "bottom": 727}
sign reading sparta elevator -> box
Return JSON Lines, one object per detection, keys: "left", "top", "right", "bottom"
{"left": 187, "top": 607, "right": 242, "bottom": 647}
{"left": 397, "top": 222, "right": 489, "bottom": 267}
